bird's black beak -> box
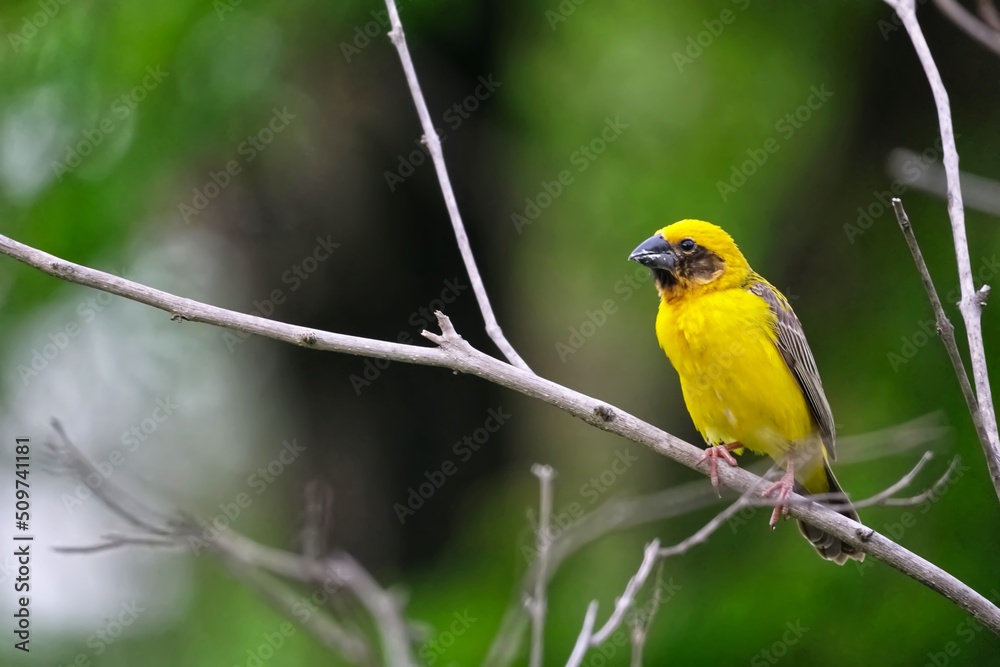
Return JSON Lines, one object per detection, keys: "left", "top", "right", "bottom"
{"left": 628, "top": 234, "right": 676, "bottom": 272}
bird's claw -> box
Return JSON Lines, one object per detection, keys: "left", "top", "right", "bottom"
{"left": 762, "top": 468, "right": 796, "bottom": 529}
{"left": 697, "top": 443, "right": 740, "bottom": 497}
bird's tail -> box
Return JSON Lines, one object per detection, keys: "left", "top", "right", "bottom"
{"left": 796, "top": 462, "right": 865, "bottom": 565}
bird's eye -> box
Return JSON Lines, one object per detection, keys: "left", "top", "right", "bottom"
{"left": 679, "top": 238, "right": 696, "bottom": 252}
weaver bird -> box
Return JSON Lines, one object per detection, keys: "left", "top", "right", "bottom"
{"left": 629, "top": 220, "right": 863, "bottom": 564}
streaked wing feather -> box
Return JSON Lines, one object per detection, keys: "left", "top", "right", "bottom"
{"left": 748, "top": 279, "right": 837, "bottom": 458}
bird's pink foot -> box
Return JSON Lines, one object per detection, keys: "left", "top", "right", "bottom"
{"left": 697, "top": 442, "right": 741, "bottom": 496}
{"left": 762, "top": 463, "right": 796, "bottom": 528}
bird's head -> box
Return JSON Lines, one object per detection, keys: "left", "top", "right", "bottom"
{"left": 628, "top": 220, "right": 751, "bottom": 297}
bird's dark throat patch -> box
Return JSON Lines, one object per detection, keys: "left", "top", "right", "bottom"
{"left": 654, "top": 245, "right": 726, "bottom": 294}
{"left": 677, "top": 245, "right": 726, "bottom": 286}
{"left": 652, "top": 267, "right": 678, "bottom": 289}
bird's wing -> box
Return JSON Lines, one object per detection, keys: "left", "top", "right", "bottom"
{"left": 747, "top": 278, "right": 837, "bottom": 458}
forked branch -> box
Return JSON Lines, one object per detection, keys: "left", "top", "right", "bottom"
{"left": 885, "top": 0, "right": 1000, "bottom": 501}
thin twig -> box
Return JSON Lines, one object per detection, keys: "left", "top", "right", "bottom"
{"left": 565, "top": 602, "right": 599, "bottom": 667}
{"left": 890, "top": 199, "right": 1000, "bottom": 497}
{"left": 49, "top": 420, "right": 173, "bottom": 537}
{"left": 849, "top": 451, "right": 933, "bottom": 509}
{"left": 223, "top": 557, "right": 372, "bottom": 664}
{"left": 2, "top": 241, "right": 999, "bottom": 634}
{"left": 657, "top": 484, "right": 763, "bottom": 560}
{"left": 54, "top": 533, "right": 178, "bottom": 553}
{"left": 589, "top": 539, "right": 662, "bottom": 646}
{"left": 932, "top": 0, "right": 1000, "bottom": 56}
{"left": 629, "top": 561, "right": 665, "bottom": 667}
{"left": 382, "top": 0, "right": 531, "bottom": 372}
{"left": 886, "top": 0, "right": 1000, "bottom": 496}
{"left": 489, "top": 414, "right": 947, "bottom": 667}
{"left": 49, "top": 426, "right": 401, "bottom": 666}
{"left": 529, "top": 464, "right": 555, "bottom": 667}
{"left": 978, "top": 0, "right": 1000, "bottom": 30}
{"left": 486, "top": 480, "right": 719, "bottom": 667}
{"left": 330, "top": 553, "right": 417, "bottom": 667}
{"left": 568, "top": 485, "right": 762, "bottom": 666}
{"left": 886, "top": 148, "right": 1000, "bottom": 217}
{"left": 877, "top": 456, "right": 962, "bottom": 507}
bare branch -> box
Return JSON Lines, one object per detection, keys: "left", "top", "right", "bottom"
{"left": 49, "top": 419, "right": 174, "bottom": 537}
{"left": 850, "top": 451, "right": 934, "bottom": 509}
{"left": 54, "top": 533, "right": 178, "bottom": 554}
{"left": 381, "top": 0, "right": 531, "bottom": 372}
{"left": 1, "top": 239, "right": 998, "bottom": 633}
{"left": 979, "top": 0, "right": 1000, "bottom": 30}
{"left": 932, "top": 0, "right": 1000, "bottom": 56}
{"left": 657, "top": 482, "right": 765, "bottom": 560}
{"left": 568, "top": 484, "right": 762, "bottom": 665}
{"left": 223, "top": 558, "right": 372, "bottom": 664}
{"left": 485, "top": 479, "right": 719, "bottom": 667}
{"left": 589, "top": 539, "right": 662, "bottom": 646}
{"left": 491, "top": 443, "right": 956, "bottom": 665}
{"left": 49, "top": 425, "right": 405, "bottom": 666}
{"left": 330, "top": 554, "right": 416, "bottom": 667}
{"left": 628, "top": 560, "right": 665, "bottom": 667}
{"left": 835, "top": 412, "right": 949, "bottom": 463}
{"left": 565, "top": 602, "right": 599, "bottom": 667}
{"left": 876, "top": 456, "right": 962, "bottom": 507}
{"left": 887, "top": 148, "right": 1000, "bottom": 217}
{"left": 890, "top": 199, "right": 1000, "bottom": 498}
{"left": 529, "top": 464, "right": 555, "bottom": 667}
{"left": 886, "top": 0, "right": 1000, "bottom": 494}
{"left": 490, "top": 414, "right": 947, "bottom": 665}
{"left": 0, "top": 234, "right": 451, "bottom": 367}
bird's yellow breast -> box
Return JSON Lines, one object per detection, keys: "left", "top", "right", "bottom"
{"left": 655, "top": 288, "right": 815, "bottom": 460}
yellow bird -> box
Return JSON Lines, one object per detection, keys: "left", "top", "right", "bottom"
{"left": 629, "top": 219, "right": 863, "bottom": 564}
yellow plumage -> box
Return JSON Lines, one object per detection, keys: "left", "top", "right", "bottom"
{"left": 652, "top": 231, "right": 824, "bottom": 493}
{"left": 630, "top": 219, "right": 862, "bottom": 563}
